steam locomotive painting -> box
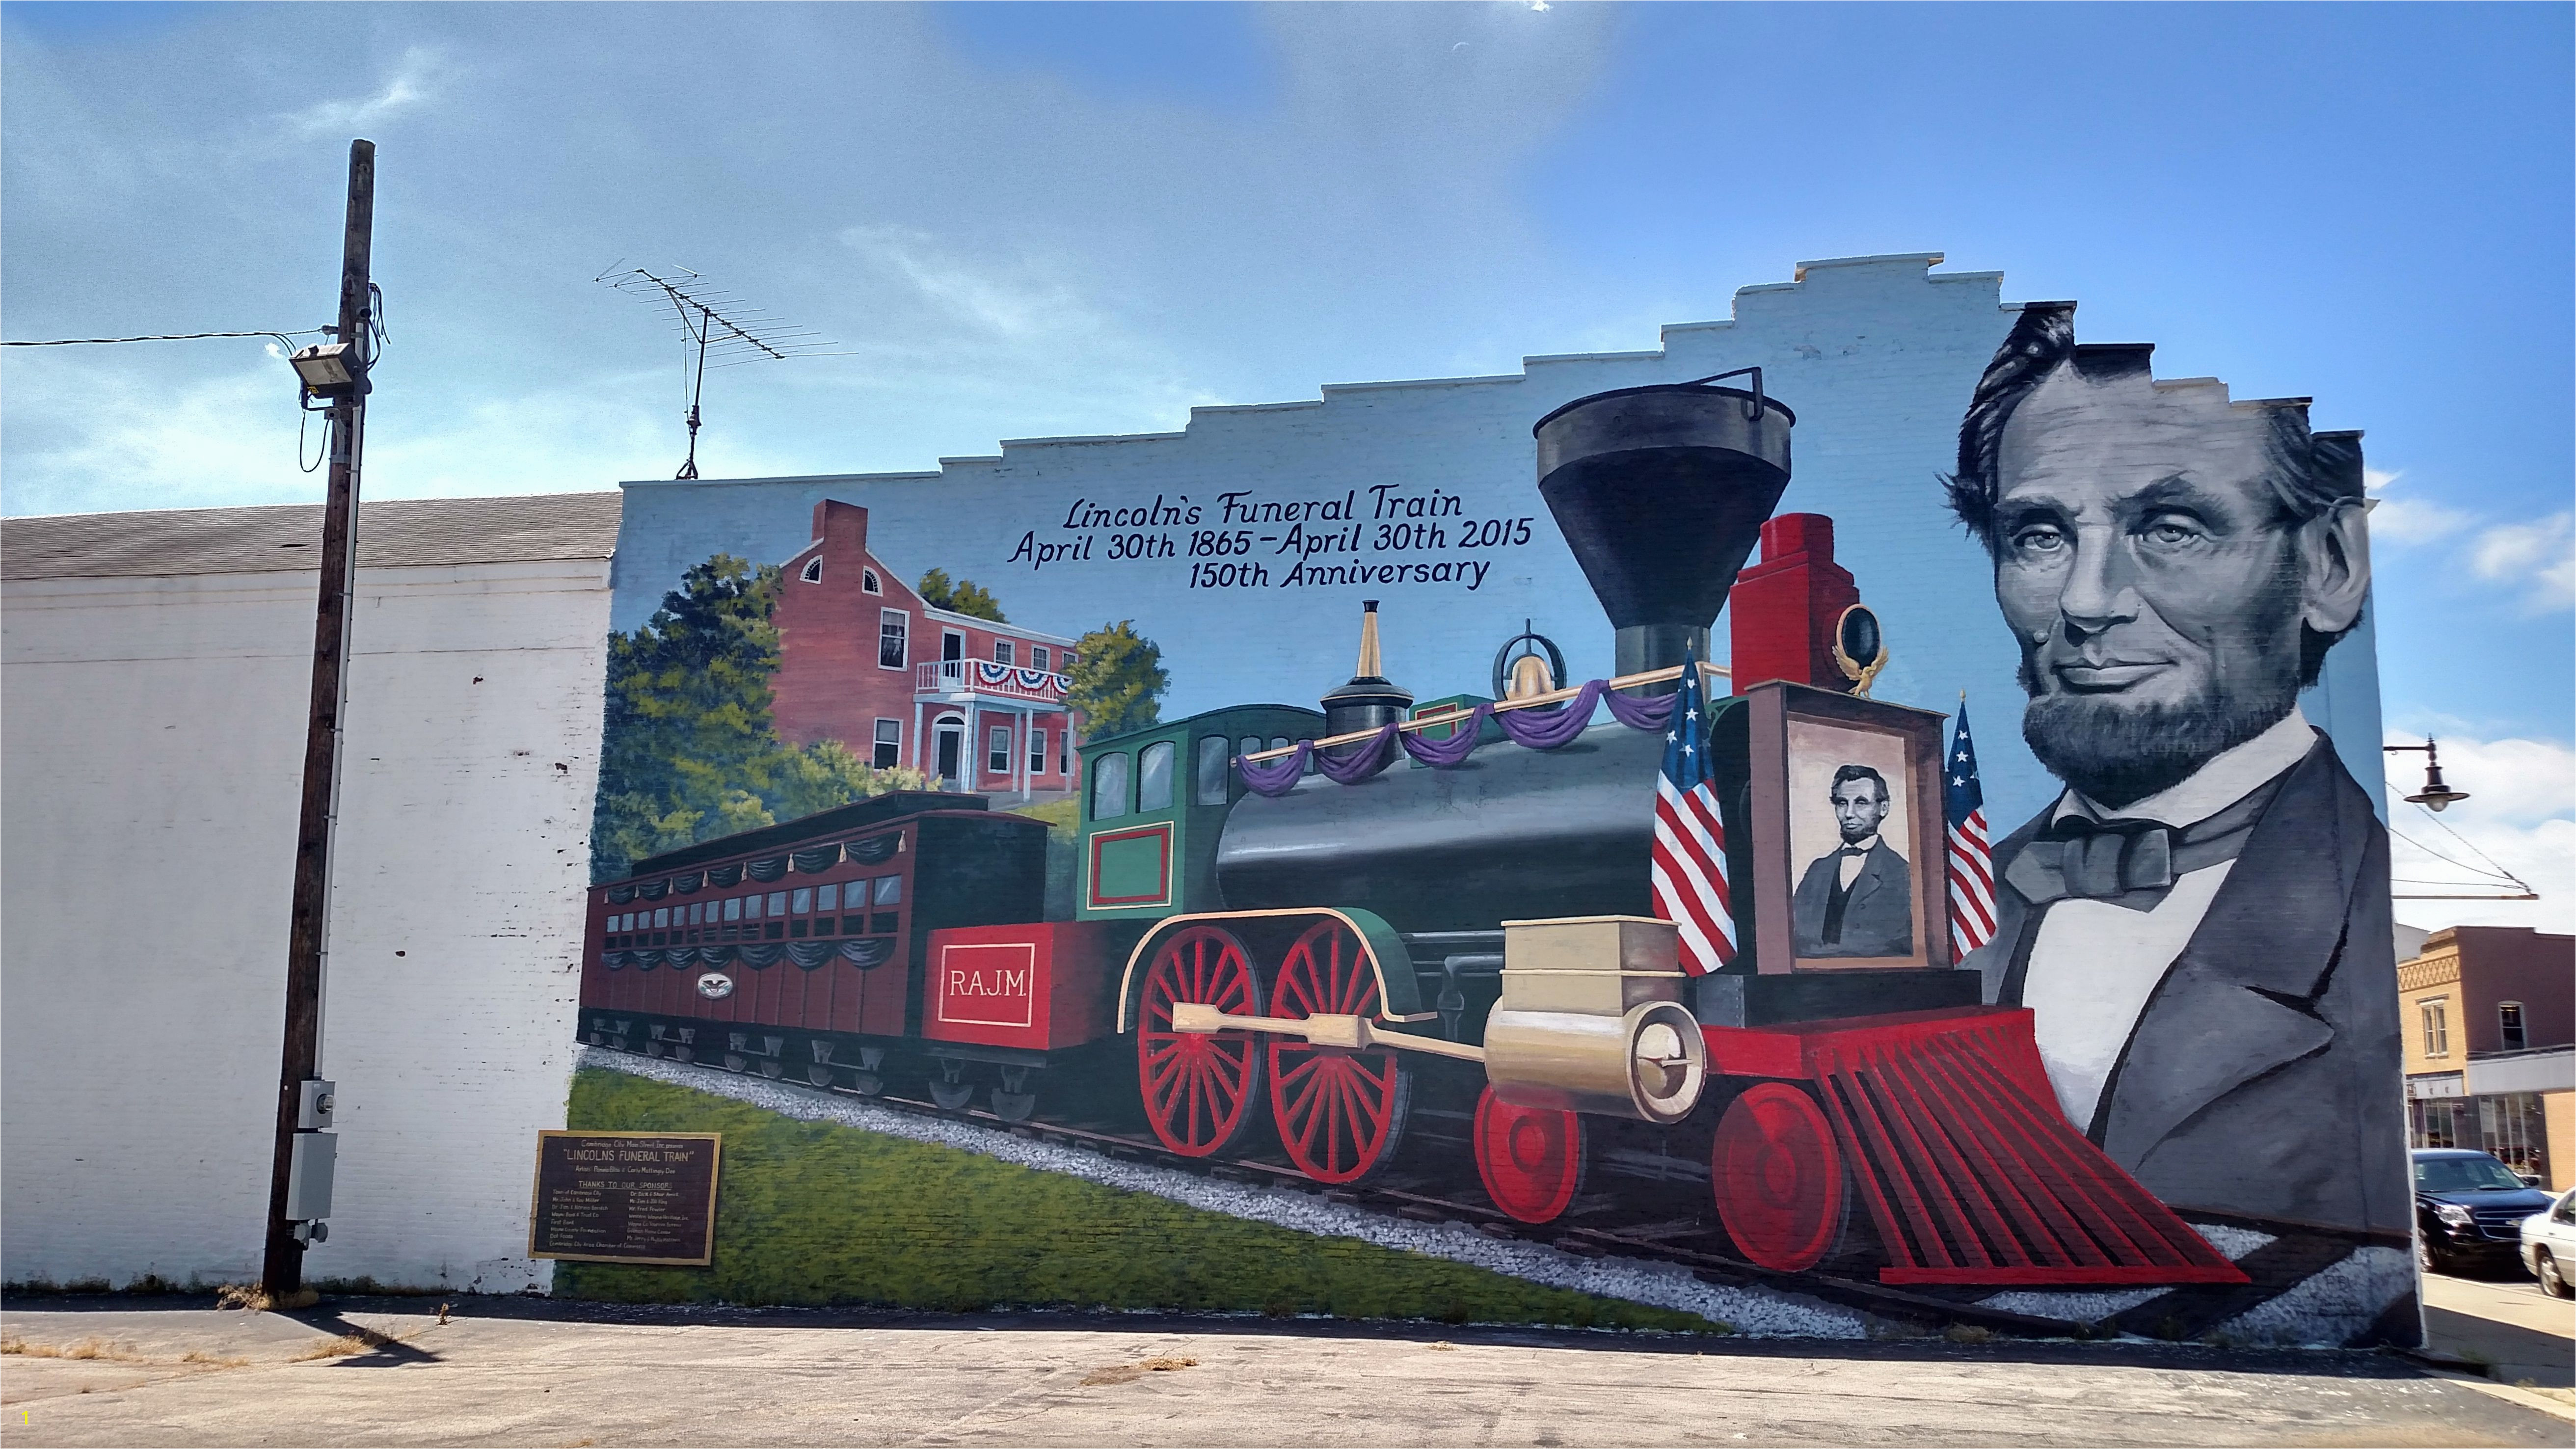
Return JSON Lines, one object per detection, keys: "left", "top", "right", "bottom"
{"left": 579, "top": 376, "right": 2249, "bottom": 1289}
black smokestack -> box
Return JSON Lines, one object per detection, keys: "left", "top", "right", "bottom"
{"left": 1534, "top": 378, "right": 1793, "bottom": 687}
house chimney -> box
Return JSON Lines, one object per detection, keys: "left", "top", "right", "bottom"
{"left": 813, "top": 499, "right": 868, "bottom": 561}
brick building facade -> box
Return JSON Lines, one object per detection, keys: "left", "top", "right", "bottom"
{"left": 771, "top": 500, "right": 1082, "bottom": 800}
{"left": 2400, "top": 925, "right": 2575, "bottom": 1189}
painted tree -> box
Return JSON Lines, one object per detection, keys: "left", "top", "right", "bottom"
{"left": 592, "top": 554, "right": 928, "bottom": 881}
{"left": 916, "top": 568, "right": 1005, "bottom": 621}
{"left": 1066, "top": 620, "right": 1169, "bottom": 741}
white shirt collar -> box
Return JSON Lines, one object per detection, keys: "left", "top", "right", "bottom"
{"left": 1843, "top": 833, "right": 1882, "bottom": 853}
{"left": 2052, "top": 705, "right": 2317, "bottom": 829}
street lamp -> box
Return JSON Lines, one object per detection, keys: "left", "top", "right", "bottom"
{"left": 2384, "top": 737, "right": 2469, "bottom": 812}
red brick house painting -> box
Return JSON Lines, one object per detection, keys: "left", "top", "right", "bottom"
{"left": 772, "top": 500, "right": 1081, "bottom": 800}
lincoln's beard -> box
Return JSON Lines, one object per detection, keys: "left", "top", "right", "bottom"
{"left": 2019, "top": 654, "right": 2302, "bottom": 809}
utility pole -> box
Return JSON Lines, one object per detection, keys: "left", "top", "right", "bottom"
{"left": 263, "top": 139, "right": 374, "bottom": 1298}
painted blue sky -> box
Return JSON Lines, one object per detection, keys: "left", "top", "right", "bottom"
{"left": 4, "top": 2, "right": 2568, "bottom": 926}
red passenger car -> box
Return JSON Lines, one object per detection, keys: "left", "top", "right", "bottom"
{"left": 579, "top": 791, "right": 1110, "bottom": 1113}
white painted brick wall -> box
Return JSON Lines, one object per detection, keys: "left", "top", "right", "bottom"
{"left": 1, "top": 558, "right": 609, "bottom": 1291}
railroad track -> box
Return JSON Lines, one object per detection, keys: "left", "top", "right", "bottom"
{"left": 612, "top": 1045, "right": 2094, "bottom": 1339}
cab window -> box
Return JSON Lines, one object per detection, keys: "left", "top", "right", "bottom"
{"left": 1194, "top": 736, "right": 1230, "bottom": 805}
{"left": 1137, "top": 740, "right": 1176, "bottom": 812}
{"left": 1091, "top": 752, "right": 1131, "bottom": 820}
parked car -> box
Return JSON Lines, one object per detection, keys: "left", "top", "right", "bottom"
{"left": 2414, "top": 1149, "right": 2555, "bottom": 1276}
{"left": 2520, "top": 1186, "right": 2576, "bottom": 1297}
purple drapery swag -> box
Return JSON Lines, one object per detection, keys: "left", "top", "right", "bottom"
{"left": 1237, "top": 744, "right": 1313, "bottom": 797}
{"left": 1235, "top": 679, "right": 1688, "bottom": 797}
{"left": 1402, "top": 706, "right": 1492, "bottom": 767}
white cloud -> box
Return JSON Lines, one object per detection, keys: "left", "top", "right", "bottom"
{"left": 2362, "top": 473, "right": 2462, "bottom": 548}
{"left": 282, "top": 47, "right": 450, "bottom": 137}
{"left": 357, "top": 380, "right": 803, "bottom": 501}
{"left": 2367, "top": 495, "right": 2476, "bottom": 546}
{"left": 2384, "top": 729, "right": 2576, "bottom": 934}
{"left": 2361, "top": 470, "right": 2568, "bottom": 606}
{"left": 843, "top": 224, "right": 1094, "bottom": 343}
{"left": 832, "top": 224, "right": 1221, "bottom": 435}
{"left": 0, "top": 357, "right": 312, "bottom": 514}
{"left": 2362, "top": 469, "right": 2474, "bottom": 546}
{"left": 0, "top": 348, "right": 773, "bottom": 514}
{"left": 2466, "top": 512, "right": 2576, "bottom": 613}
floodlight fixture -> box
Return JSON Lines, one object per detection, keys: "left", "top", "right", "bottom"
{"left": 288, "top": 341, "right": 366, "bottom": 400}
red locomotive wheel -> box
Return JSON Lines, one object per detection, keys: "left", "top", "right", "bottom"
{"left": 1268, "top": 919, "right": 1410, "bottom": 1185}
{"left": 1136, "top": 925, "right": 1266, "bottom": 1158}
{"left": 1711, "top": 1082, "right": 1845, "bottom": 1273}
{"left": 1473, "top": 1086, "right": 1583, "bottom": 1225}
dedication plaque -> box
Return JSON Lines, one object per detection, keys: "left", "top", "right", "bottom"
{"left": 528, "top": 1131, "right": 722, "bottom": 1265}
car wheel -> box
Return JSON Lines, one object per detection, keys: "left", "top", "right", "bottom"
{"left": 2418, "top": 1237, "right": 2453, "bottom": 1276}
{"left": 2540, "top": 1249, "right": 2573, "bottom": 1299}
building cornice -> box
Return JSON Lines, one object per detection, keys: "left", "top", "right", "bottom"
{"left": 2398, "top": 953, "right": 2462, "bottom": 993}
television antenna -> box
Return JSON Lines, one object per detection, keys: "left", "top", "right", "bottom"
{"left": 596, "top": 264, "right": 845, "bottom": 479}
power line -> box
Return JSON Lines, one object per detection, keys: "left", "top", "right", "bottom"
{"left": 2388, "top": 812, "right": 2538, "bottom": 901}
{"left": 4, "top": 328, "right": 322, "bottom": 349}
{"left": 2413, "top": 799, "right": 2527, "bottom": 884}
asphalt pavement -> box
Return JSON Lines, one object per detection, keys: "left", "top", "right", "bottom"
{"left": 4, "top": 1293, "right": 2572, "bottom": 1449}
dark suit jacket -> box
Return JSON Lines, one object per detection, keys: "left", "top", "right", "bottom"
{"left": 1964, "top": 732, "right": 2410, "bottom": 1239}
{"left": 1792, "top": 840, "right": 1913, "bottom": 958}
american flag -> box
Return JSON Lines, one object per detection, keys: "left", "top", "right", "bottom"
{"left": 1650, "top": 654, "right": 1736, "bottom": 974}
{"left": 1945, "top": 698, "right": 1996, "bottom": 955}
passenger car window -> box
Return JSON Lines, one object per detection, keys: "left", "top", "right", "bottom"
{"left": 1138, "top": 740, "right": 1175, "bottom": 812}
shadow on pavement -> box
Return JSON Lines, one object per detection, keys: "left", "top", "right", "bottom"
{"left": 277, "top": 1307, "right": 445, "bottom": 1368}
{"left": 2, "top": 1290, "right": 2445, "bottom": 1382}
{"left": 2425, "top": 1305, "right": 2575, "bottom": 1389}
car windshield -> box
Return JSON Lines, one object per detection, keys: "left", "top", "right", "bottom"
{"left": 2413, "top": 1156, "right": 2527, "bottom": 1193}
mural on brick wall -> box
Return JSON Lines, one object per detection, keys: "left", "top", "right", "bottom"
{"left": 573, "top": 259, "right": 2414, "bottom": 1346}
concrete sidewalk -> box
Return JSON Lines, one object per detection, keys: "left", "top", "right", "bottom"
{"left": 2, "top": 1296, "right": 2570, "bottom": 1448}
{"left": 2421, "top": 1270, "right": 2575, "bottom": 1391}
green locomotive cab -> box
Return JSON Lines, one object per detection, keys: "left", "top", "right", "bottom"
{"left": 1074, "top": 704, "right": 1323, "bottom": 922}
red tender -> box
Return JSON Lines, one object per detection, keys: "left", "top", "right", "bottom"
{"left": 923, "top": 922, "right": 1120, "bottom": 1052}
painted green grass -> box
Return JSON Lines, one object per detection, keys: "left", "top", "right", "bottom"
{"left": 558, "top": 1069, "right": 1726, "bottom": 1333}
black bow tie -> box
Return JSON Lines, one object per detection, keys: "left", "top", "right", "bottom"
{"left": 2004, "top": 778, "right": 2282, "bottom": 911}
{"left": 1840, "top": 845, "right": 1870, "bottom": 857}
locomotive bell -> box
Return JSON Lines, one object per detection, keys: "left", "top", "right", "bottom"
{"left": 1534, "top": 372, "right": 1794, "bottom": 686}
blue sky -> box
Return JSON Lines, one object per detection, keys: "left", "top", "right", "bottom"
{"left": 4, "top": 2, "right": 2568, "bottom": 926}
